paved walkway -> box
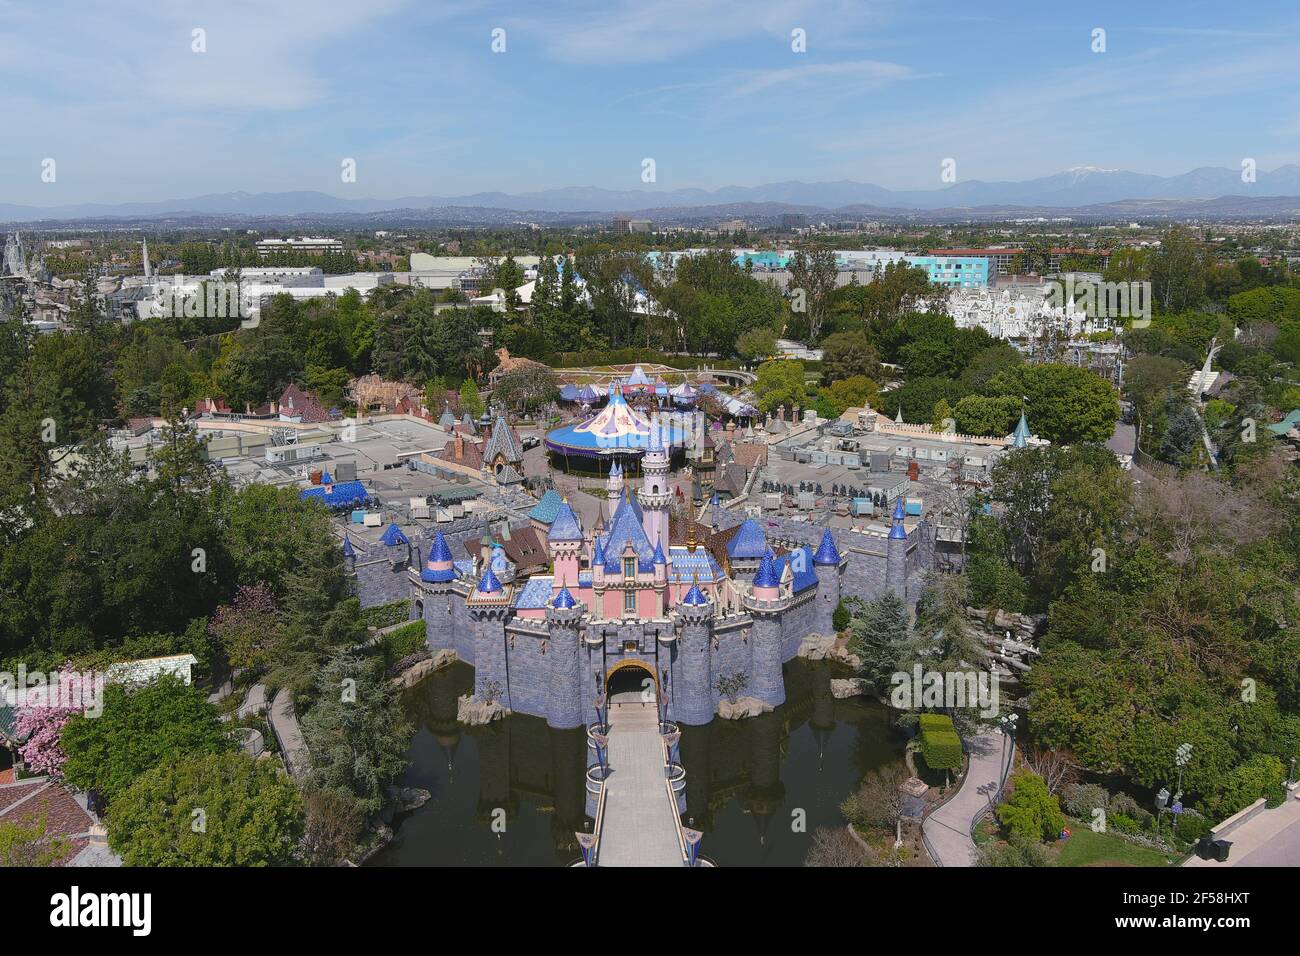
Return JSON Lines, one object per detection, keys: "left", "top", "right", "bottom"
{"left": 1184, "top": 790, "right": 1300, "bottom": 867}
{"left": 598, "top": 702, "right": 683, "bottom": 867}
{"left": 269, "top": 688, "right": 311, "bottom": 781}
{"left": 922, "top": 731, "right": 1008, "bottom": 867}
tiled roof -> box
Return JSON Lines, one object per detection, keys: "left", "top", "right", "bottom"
{"left": 483, "top": 415, "right": 524, "bottom": 465}
{"left": 726, "top": 518, "right": 768, "bottom": 559}
{"left": 547, "top": 501, "right": 583, "bottom": 542}
{"left": 476, "top": 566, "right": 503, "bottom": 593}
{"left": 528, "top": 489, "right": 565, "bottom": 523}
{"left": 666, "top": 546, "right": 722, "bottom": 582}
{"left": 428, "top": 531, "right": 454, "bottom": 563}
{"left": 300, "top": 480, "right": 371, "bottom": 511}
{"left": 0, "top": 778, "right": 100, "bottom": 865}
{"left": 596, "top": 491, "right": 655, "bottom": 573}
{"left": 513, "top": 576, "right": 554, "bottom": 609}
{"left": 553, "top": 586, "right": 580, "bottom": 610}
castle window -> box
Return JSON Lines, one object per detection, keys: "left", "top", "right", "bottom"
{"left": 625, "top": 590, "right": 636, "bottom": 612}
{"left": 623, "top": 557, "right": 635, "bottom": 579}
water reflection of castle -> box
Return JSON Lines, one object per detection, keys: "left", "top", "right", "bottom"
{"left": 400, "top": 658, "right": 890, "bottom": 857}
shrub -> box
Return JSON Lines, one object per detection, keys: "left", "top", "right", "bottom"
{"left": 832, "top": 600, "right": 851, "bottom": 633}
{"left": 1109, "top": 812, "right": 1140, "bottom": 835}
{"left": 1062, "top": 783, "right": 1110, "bottom": 817}
{"left": 361, "top": 600, "right": 411, "bottom": 630}
{"left": 1108, "top": 792, "right": 1140, "bottom": 818}
{"left": 1175, "top": 811, "right": 1214, "bottom": 844}
{"left": 1213, "top": 754, "right": 1288, "bottom": 816}
{"left": 381, "top": 621, "right": 427, "bottom": 666}
{"left": 996, "top": 770, "right": 1066, "bottom": 842}
{"left": 920, "top": 730, "right": 964, "bottom": 772}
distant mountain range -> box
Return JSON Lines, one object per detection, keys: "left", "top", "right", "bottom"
{"left": 3, "top": 165, "right": 1300, "bottom": 224}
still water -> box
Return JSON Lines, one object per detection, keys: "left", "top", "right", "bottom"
{"left": 368, "top": 659, "right": 906, "bottom": 867}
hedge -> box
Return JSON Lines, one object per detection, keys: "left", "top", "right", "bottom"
{"left": 380, "top": 621, "right": 428, "bottom": 665}
{"left": 362, "top": 600, "right": 411, "bottom": 630}
{"left": 919, "top": 715, "right": 963, "bottom": 771}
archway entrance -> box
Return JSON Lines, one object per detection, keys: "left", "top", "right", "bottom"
{"left": 606, "top": 660, "right": 657, "bottom": 705}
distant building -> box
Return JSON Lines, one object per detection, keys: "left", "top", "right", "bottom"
{"left": 613, "top": 216, "right": 652, "bottom": 235}
{"left": 255, "top": 237, "right": 344, "bottom": 259}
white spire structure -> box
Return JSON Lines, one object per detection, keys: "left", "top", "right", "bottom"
{"left": 142, "top": 238, "right": 152, "bottom": 279}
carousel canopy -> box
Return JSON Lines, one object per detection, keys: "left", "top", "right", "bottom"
{"left": 559, "top": 383, "right": 580, "bottom": 402}
{"left": 545, "top": 386, "right": 689, "bottom": 457}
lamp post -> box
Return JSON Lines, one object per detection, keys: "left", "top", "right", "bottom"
{"left": 1174, "top": 742, "right": 1192, "bottom": 805}
{"left": 1154, "top": 787, "right": 1169, "bottom": 842}
{"left": 998, "top": 713, "right": 1018, "bottom": 800}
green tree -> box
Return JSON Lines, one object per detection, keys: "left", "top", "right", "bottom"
{"left": 301, "top": 652, "right": 413, "bottom": 816}
{"left": 107, "top": 752, "right": 303, "bottom": 866}
{"left": 753, "top": 359, "right": 808, "bottom": 413}
{"left": 985, "top": 363, "right": 1120, "bottom": 445}
{"left": 996, "top": 770, "right": 1066, "bottom": 842}
{"left": 61, "top": 677, "right": 233, "bottom": 803}
{"left": 820, "top": 330, "right": 881, "bottom": 383}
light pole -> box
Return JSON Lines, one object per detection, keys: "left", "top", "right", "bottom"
{"left": 998, "top": 713, "right": 1018, "bottom": 800}
{"left": 1174, "top": 742, "right": 1192, "bottom": 806}
{"left": 1154, "top": 787, "right": 1169, "bottom": 842}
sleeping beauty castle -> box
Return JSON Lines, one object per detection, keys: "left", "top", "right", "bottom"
{"left": 401, "top": 431, "right": 854, "bottom": 730}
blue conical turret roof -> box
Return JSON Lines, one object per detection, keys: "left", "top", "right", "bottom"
{"left": 476, "top": 566, "right": 503, "bottom": 593}
{"left": 380, "top": 523, "right": 410, "bottom": 547}
{"left": 682, "top": 582, "right": 709, "bottom": 606}
{"left": 342, "top": 534, "right": 355, "bottom": 558}
{"left": 889, "top": 497, "right": 908, "bottom": 539}
{"left": 428, "top": 531, "right": 453, "bottom": 563}
{"left": 552, "top": 586, "right": 579, "bottom": 610}
{"left": 652, "top": 537, "right": 666, "bottom": 564}
{"left": 753, "top": 551, "right": 781, "bottom": 588}
{"left": 812, "top": 529, "right": 841, "bottom": 565}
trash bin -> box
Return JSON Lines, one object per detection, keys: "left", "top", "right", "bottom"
{"left": 1195, "top": 836, "right": 1215, "bottom": 860}
{"left": 1211, "top": 839, "right": 1232, "bottom": 862}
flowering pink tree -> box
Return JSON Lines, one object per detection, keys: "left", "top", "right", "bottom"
{"left": 14, "top": 668, "right": 91, "bottom": 778}
{"left": 209, "top": 583, "right": 281, "bottom": 671}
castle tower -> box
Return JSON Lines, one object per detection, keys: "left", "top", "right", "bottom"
{"left": 342, "top": 533, "right": 356, "bottom": 573}
{"left": 419, "top": 531, "right": 458, "bottom": 652}
{"left": 886, "top": 497, "right": 909, "bottom": 598}
{"left": 547, "top": 499, "right": 583, "bottom": 590}
{"left": 467, "top": 566, "right": 512, "bottom": 709}
{"left": 673, "top": 579, "right": 715, "bottom": 725}
{"left": 744, "top": 552, "right": 788, "bottom": 709}
{"left": 811, "top": 529, "right": 843, "bottom": 637}
{"left": 638, "top": 435, "right": 671, "bottom": 549}
{"left": 544, "top": 587, "right": 586, "bottom": 729}
{"left": 652, "top": 537, "right": 668, "bottom": 617}
{"left": 605, "top": 460, "right": 623, "bottom": 520}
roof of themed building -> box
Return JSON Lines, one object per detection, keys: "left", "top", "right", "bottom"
{"left": 552, "top": 586, "right": 580, "bottom": 610}
{"left": 773, "top": 546, "right": 818, "bottom": 592}
{"left": 594, "top": 490, "right": 655, "bottom": 573}
{"left": 726, "top": 518, "right": 769, "bottom": 559}
{"left": 482, "top": 415, "right": 524, "bottom": 465}
{"left": 299, "top": 480, "right": 372, "bottom": 511}
{"left": 512, "top": 575, "right": 554, "bottom": 609}
{"left": 527, "top": 488, "right": 565, "bottom": 523}
{"left": 666, "top": 546, "right": 723, "bottom": 583}
{"left": 547, "top": 501, "right": 584, "bottom": 542}
{"left": 544, "top": 387, "right": 689, "bottom": 456}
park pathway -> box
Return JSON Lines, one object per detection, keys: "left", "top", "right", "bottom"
{"left": 597, "top": 701, "right": 684, "bottom": 867}
{"left": 922, "top": 731, "right": 1010, "bottom": 867}
{"left": 269, "top": 688, "right": 311, "bottom": 781}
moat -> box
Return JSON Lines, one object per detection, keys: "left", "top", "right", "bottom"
{"left": 368, "top": 658, "right": 907, "bottom": 867}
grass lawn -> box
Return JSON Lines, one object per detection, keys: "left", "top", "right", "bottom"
{"left": 1054, "top": 828, "right": 1176, "bottom": 867}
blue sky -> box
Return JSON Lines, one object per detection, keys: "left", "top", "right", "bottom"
{"left": 0, "top": 0, "right": 1295, "bottom": 203}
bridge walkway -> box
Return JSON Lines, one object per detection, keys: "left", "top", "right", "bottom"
{"left": 596, "top": 698, "right": 684, "bottom": 867}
